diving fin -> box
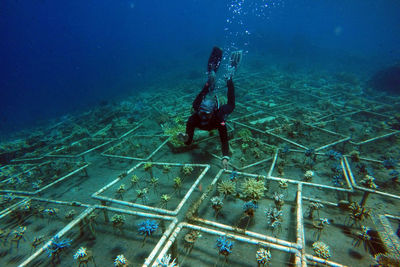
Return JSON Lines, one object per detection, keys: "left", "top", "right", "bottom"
{"left": 207, "top": 46, "right": 223, "bottom": 73}
{"left": 226, "top": 50, "right": 243, "bottom": 79}
{"left": 230, "top": 50, "right": 242, "bottom": 69}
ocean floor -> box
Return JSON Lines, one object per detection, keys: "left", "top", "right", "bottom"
{"left": 0, "top": 66, "right": 399, "bottom": 266}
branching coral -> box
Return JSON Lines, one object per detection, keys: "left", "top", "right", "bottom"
{"left": 303, "top": 170, "right": 314, "bottom": 181}
{"left": 114, "top": 254, "right": 129, "bottom": 267}
{"left": 348, "top": 202, "right": 371, "bottom": 226}
{"left": 111, "top": 214, "right": 126, "bottom": 229}
{"left": 46, "top": 236, "right": 71, "bottom": 261}
{"left": 240, "top": 178, "right": 266, "bottom": 201}
{"left": 138, "top": 219, "right": 158, "bottom": 237}
{"left": 216, "top": 236, "right": 234, "bottom": 256}
{"left": 312, "top": 241, "right": 331, "bottom": 259}
{"left": 307, "top": 201, "right": 324, "bottom": 219}
{"left": 273, "top": 192, "right": 284, "bottom": 210}
{"left": 265, "top": 206, "right": 283, "bottom": 229}
{"left": 218, "top": 180, "right": 236, "bottom": 197}
{"left": 181, "top": 165, "right": 194, "bottom": 176}
{"left": 155, "top": 254, "right": 178, "bottom": 267}
{"left": 360, "top": 174, "right": 378, "bottom": 189}
{"left": 238, "top": 128, "right": 253, "bottom": 142}
{"left": 243, "top": 201, "right": 258, "bottom": 217}
{"left": 256, "top": 248, "right": 271, "bottom": 265}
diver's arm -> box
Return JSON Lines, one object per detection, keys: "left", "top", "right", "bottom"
{"left": 218, "top": 125, "right": 230, "bottom": 157}
{"left": 220, "top": 78, "right": 235, "bottom": 115}
{"left": 192, "top": 82, "right": 211, "bottom": 111}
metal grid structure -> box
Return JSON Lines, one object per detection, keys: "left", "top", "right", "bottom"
{"left": 0, "top": 70, "right": 399, "bottom": 266}
{"left": 92, "top": 162, "right": 210, "bottom": 216}
{"left": 0, "top": 160, "right": 89, "bottom": 195}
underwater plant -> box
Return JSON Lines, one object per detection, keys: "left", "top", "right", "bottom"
{"left": 216, "top": 235, "right": 234, "bottom": 263}
{"left": 359, "top": 174, "right": 378, "bottom": 206}
{"left": 162, "top": 165, "right": 171, "bottom": 173}
{"left": 131, "top": 174, "right": 140, "bottom": 187}
{"left": 347, "top": 202, "right": 371, "bottom": 226}
{"left": 160, "top": 194, "right": 171, "bottom": 208}
{"left": 360, "top": 174, "right": 378, "bottom": 189}
{"left": 211, "top": 196, "right": 224, "bottom": 218}
{"left": 312, "top": 218, "right": 330, "bottom": 240}
{"left": 116, "top": 184, "right": 126, "bottom": 199}
{"left": 240, "top": 178, "right": 266, "bottom": 201}
{"left": 64, "top": 209, "right": 76, "bottom": 220}
{"left": 31, "top": 235, "right": 45, "bottom": 252}
{"left": 46, "top": 236, "right": 72, "bottom": 264}
{"left": 184, "top": 230, "right": 201, "bottom": 255}
{"left": 217, "top": 180, "right": 236, "bottom": 198}
{"left": 138, "top": 219, "right": 158, "bottom": 246}
{"left": 307, "top": 201, "right": 324, "bottom": 219}
{"left": 10, "top": 226, "right": 26, "bottom": 248}
{"left": 278, "top": 179, "right": 288, "bottom": 190}
{"left": 111, "top": 214, "right": 125, "bottom": 230}
{"left": 114, "top": 254, "right": 129, "bottom": 267}
{"left": 143, "top": 162, "right": 154, "bottom": 178}
{"left": 352, "top": 225, "right": 372, "bottom": 251}
{"left": 155, "top": 253, "right": 178, "bottom": 267}
{"left": 181, "top": 165, "right": 194, "bottom": 176}
{"left": 73, "top": 247, "right": 95, "bottom": 267}
{"left": 136, "top": 188, "right": 149, "bottom": 204}
{"left": 173, "top": 176, "right": 182, "bottom": 195}
{"left": 265, "top": 206, "right": 283, "bottom": 231}
{"left": 238, "top": 128, "right": 253, "bottom": 142}
{"left": 373, "top": 253, "right": 400, "bottom": 267}
{"left": 349, "top": 150, "right": 360, "bottom": 162}
{"left": 312, "top": 241, "right": 331, "bottom": 260}
{"left": 273, "top": 192, "right": 284, "bottom": 210}
{"left": 256, "top": 248, "right": 271, "bottom": 266}
{"left": 240, "top": 201, "right": 258, "bottom": 229}
{"left": 277, "top": 162, "right": 285, "bottom": 176}
{"left": 164, "top": 123, "right": 186, "bottom": 148}
{"left": 303, "top": 170, "right": 314, "bottom": 182}
{"left": 150, "top": 177, "right": 159, "bottom": 193}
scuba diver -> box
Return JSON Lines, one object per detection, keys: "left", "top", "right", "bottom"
{"left": 178, "top": 47, "right": 242, "bottom": 169}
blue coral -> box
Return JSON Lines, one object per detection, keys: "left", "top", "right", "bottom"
{"left": 216, "top": 236, "right": 234, "bottom": 255}
{"left": 138, "top": 219, "right": 158, "bottom": 236}
{"left": 229, "top": 171, "right": 238, "bottom": 181}
{"left": 46, "top": 236, "right": 71, "bottom": 257}
{"left": 243, "top": 201, "right": 258, "bottom": 211}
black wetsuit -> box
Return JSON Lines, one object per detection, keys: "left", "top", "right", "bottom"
{"left": 185, "top": 78, "right": 235, "bottom": 156}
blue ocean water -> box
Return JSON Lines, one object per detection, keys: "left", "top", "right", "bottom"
{"left": 1, "top": 0, "right": 399, "bottom": 137}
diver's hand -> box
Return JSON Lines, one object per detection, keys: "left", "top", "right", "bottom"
{"left": 221, "top": 156, "right": 230, "bottom": 169}
{"left": 177, "top": 132, "right": 189, "bottom": 143}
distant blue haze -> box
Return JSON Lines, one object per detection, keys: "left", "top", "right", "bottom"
{"left": 1, "top": 0, "right": 399, "bottom": 137}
